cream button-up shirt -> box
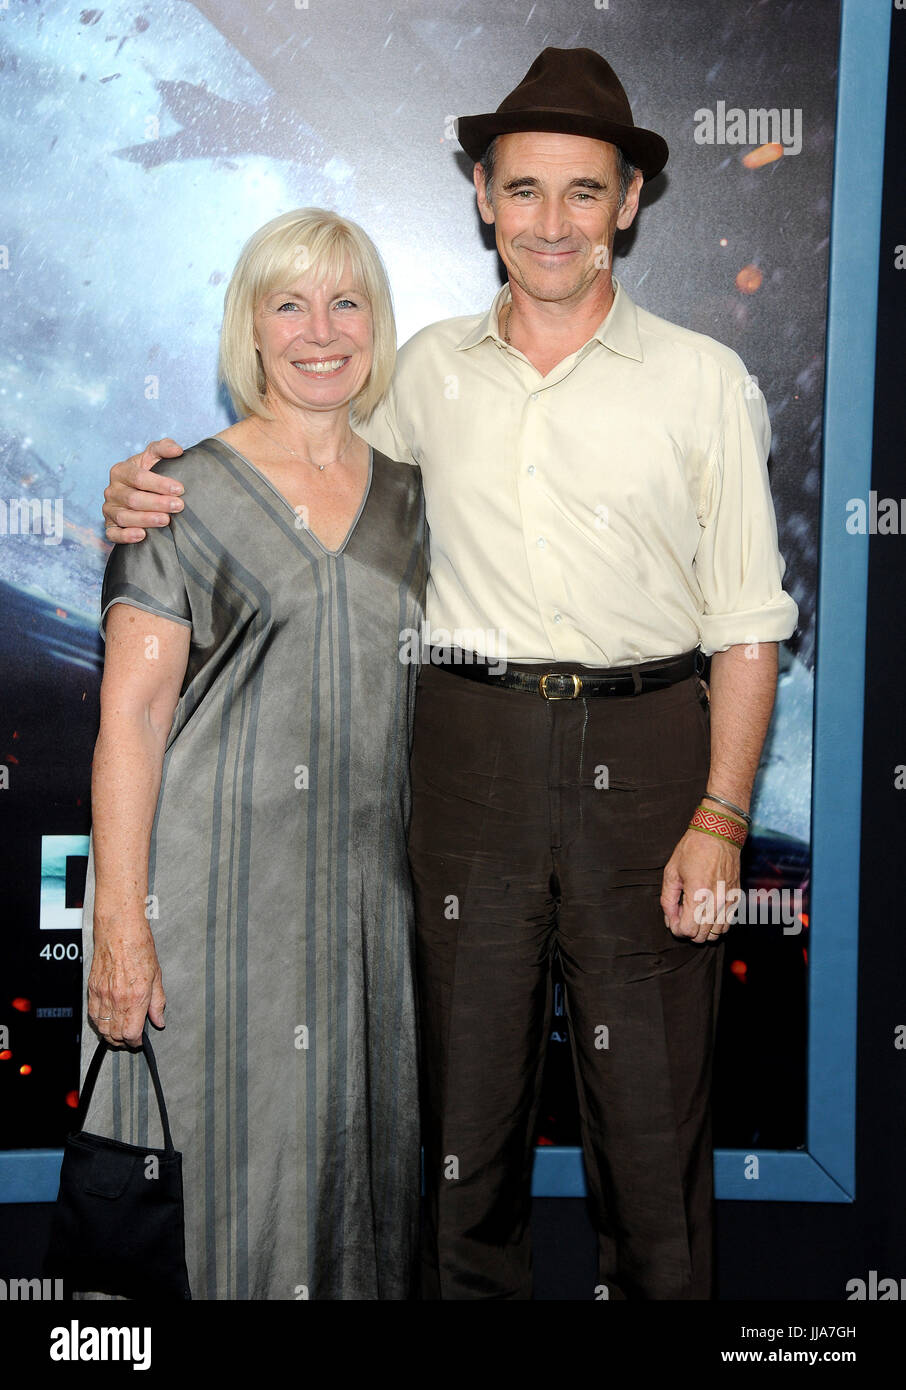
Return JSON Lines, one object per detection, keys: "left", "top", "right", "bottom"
{"left": 363, "top": 278, "right": 799, "bottom": 667}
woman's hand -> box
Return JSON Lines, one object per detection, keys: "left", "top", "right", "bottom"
{"left": 88, "top": 918, "right": 166, "bottom": 1048}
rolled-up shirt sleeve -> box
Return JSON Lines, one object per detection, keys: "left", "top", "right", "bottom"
{"left": 694, "top": 375, "right": 799, "bottom": 655}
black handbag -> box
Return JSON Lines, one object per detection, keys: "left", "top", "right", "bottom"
{"left": 44, "top": 1030, "right": 192, "bottom": 1300}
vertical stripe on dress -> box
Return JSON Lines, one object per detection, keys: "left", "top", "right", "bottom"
{"left": 303, "top": 551, "right": 324, "bottom": 1292}
{"left": 333, "top": 557, "right": 352, "bottom": 1288}
{"left": 176, "top": 511, "right": 271, "bottom": 1298}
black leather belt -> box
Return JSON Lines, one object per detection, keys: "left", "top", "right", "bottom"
{"left": 426, "top": 648, "right": 702, "bottom": 698}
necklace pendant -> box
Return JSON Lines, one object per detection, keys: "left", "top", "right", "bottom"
{"left": 318, "top": 464, "right": 325, "bottom": 471}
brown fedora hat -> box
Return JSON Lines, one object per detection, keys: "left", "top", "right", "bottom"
{"left": 456, "top": 47, "right": 668, "bottom": 180}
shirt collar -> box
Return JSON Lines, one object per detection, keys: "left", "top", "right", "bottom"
{"left": 454, "top": 276, "right": 643, "bottom": 363}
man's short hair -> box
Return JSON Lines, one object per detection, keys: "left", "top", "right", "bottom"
{"left": 478, "top": 135, "right": 639, "bottom": 206}
{"left": 219, "top": 207, "right": 396, "bottom": 425}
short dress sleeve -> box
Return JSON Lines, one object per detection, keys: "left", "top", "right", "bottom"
{"left": 99, "top": 522, "right": 192, "bottom": 640}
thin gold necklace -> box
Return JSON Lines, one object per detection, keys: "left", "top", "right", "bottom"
{"left": 253, "top": 418, "right": 356, "bottom": 471}
{"left": 502, "top": 302, "right": 513, "bottom": 345}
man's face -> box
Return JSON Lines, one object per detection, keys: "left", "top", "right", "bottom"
{"left": 474, "top": 131, "right": 642, "bottom": 307}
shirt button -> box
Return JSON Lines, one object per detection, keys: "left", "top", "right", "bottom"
{"left": 553, "top": 613, "right": 562, "bottom": 624}
{"left": 527, "top": 465, "right": 536, "bottom": 476}
{"left": 536, "top": 537, "right": 546, "bottom": 548}
{"left": 530, "top": 392, "right": 539, "bottom": 401}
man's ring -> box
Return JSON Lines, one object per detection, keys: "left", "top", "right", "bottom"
{"left": 98, "top": 1015, "right": 113, "bottom": 1021}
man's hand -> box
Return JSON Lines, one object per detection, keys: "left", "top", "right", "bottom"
{"left": 103, "top": 438, "right": 185, "bottom": 543}
{"left": 661, "top": 827, "right": 741, "bottom": 944}
{"left": 660, "top": 642, "right": 778, "bottom": 944}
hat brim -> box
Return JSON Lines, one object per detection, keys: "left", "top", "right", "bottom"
{"left": 456, "top": 108, "right": 668, "bottom": 180}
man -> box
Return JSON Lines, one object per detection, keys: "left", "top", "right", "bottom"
{"left": 101, "top": 48, "right": 797, "bottom": 1299}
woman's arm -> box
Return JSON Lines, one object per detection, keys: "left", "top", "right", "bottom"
{"left": 89, "top": 603, "right": 191, "bottom": 1047}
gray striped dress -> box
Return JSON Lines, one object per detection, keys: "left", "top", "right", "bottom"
{"left": 76, "top": 437, "right": 427, "bottom": 1300}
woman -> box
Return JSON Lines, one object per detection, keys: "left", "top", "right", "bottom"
{"left": 78, "top": 209, "right": 427, "bottom": 1300}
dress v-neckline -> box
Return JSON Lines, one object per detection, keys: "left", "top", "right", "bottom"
{"left": 210, "top": 436, "right": 374, "bottom": 558}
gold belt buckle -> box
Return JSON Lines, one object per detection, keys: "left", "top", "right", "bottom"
{"left": 538, "top": 672, "right": 583, "bottom": 700}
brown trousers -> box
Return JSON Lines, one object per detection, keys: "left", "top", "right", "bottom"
{"left": 408, "top": 661, "right": 721, "bottom": 1300}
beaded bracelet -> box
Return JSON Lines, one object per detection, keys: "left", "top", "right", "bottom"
{"left": 688, "top": 802, "right": 748, "bottom": 848}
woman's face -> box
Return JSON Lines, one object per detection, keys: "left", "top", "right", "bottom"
{"left": 253, "top": 259, "right": 373, "bottom": 417}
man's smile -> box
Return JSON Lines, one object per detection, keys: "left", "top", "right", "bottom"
{"left": 520, "top": 246, "right": 582, "bottom": 263}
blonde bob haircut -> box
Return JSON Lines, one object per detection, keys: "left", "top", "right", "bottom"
{"left": 218, "top": 207, "right": 396, "bottom": 425}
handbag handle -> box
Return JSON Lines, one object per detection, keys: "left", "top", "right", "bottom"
{"left": 76, "top": 1030, "right": 175, "bottom": 1156}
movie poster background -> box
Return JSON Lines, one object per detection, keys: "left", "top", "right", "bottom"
{"left": 0, "top": 0, "right": 837, "bottom": 1155}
